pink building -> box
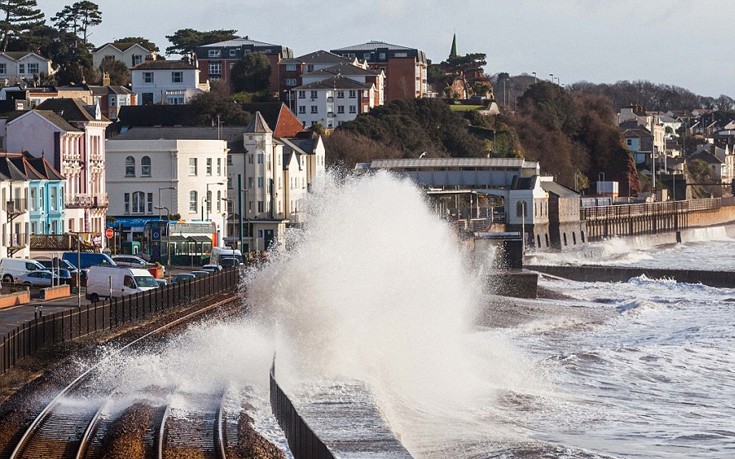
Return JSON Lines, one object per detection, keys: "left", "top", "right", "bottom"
{"left": 5, "top": 98, "right": 110, "bottom": 244}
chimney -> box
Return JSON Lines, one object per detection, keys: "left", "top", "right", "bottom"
{"left": 102, "top": 72, "right": 110, "bottom": 87}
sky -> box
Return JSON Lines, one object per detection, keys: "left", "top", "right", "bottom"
{"left": 40, "top": 0, "right": 734, "bottom": 98}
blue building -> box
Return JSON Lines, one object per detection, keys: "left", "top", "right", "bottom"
{"left": 8, "top": 153, "right": 65, "bottom": 235}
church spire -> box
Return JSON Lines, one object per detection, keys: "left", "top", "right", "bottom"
{"left": 449, "top": 33, "right": 458, "bottom": 58}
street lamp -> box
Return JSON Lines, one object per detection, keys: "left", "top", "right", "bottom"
{"left": 222, "top": 198, "right": 233, "bottom": 247}
{"left": 155, "top": 206, "right": 171, "bottom": 273}
{"left": 158, "top": 186, "right": 176, "bottom": 220}
{"left": 205, "top": 182, "right": 224, "bottom": 221}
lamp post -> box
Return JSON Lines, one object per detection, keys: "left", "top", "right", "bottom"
{"left": 158, "top": 186, "right": 175, "bottom": 220}
{"left": 155, "top": 206, "right": 171, "bottom": 273}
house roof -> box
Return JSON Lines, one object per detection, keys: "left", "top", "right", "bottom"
{"left": 94, "top": 42, "right": 150, "bottom": 53}
{"left": 540, "top": 180, "right": 579, "bottom": 197}
{"left": 332, "top": 41, "right": 416, "bottom": 52}
{"left": 23, "top": 153, "right": 65, "bottom": 180}
{"left": 198, "top": 37, "right": 278, "bottom": 48}
{"left": 1, "top": 51, "right": 48, "bottom": 61}
{"left": 0, "top": 153, "right": 29, "bottom": 180}
{"left": 110, "top": 126, "right": 247, "bottom": 153}
{"left": 131, "top": 60, "right": 196, "bottom": 71}
{"left": 35, "top": 98, "right": 102, "bottom": 123}
{"left": 689, "top": 150, "right": 723, "bottom": 164}
{"left": 622, "top": 128, "right": 652, "bottom": 138}
{"left": 30, "top": 110, "right": 82, "bottom": 132}
{"left": 117, "top": 105, "right": 197, "bottom": 126}
{"left": 89, "top": 85, "right": 135, "bottom": 96}
{"left": 283, "top": 137, "right": 318, "bottom": 154}
{"left": 244, "top": 111, "right": 272, "bottom": 134}
{"left": 293, "top": 76, "right": 372, "bottom": 91}
{"left": 295, "top": 50, "right": 353, "bottom": 65}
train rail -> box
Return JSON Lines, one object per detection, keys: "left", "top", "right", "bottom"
{"left": 8, "top": 295, "right": 243, "bottom": 459}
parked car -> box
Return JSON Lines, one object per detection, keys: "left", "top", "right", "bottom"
{"left": 219, "top": 256, "right": 242, "bottom": 268}
{"left": 18, "top": 270, "right": 62, "bottom": 287}
{"left": 0, "top": 258, "right": 47, "bottom": 284}
{"left": 62, "top": 252, "right": 116, "bottom": 270}
{"left": 155, "top": 278, "right": 168, "bottom": 287}
{"left": 211, "top": 247, "right": 243, "bottom": 266}
{"left": 201, "top": 264, "right": 223, "bottom": 273}
{"left": 190, "top": 270, "right": 210, "bottom": 277}
{"left": 112, "top": 255, "right": 152, "bottom": 269}
{"left": 171, "top": 273, "right": 196, "bottom": 284}
{"left": 35, "top": 258, "right": 78, "bottom": 273}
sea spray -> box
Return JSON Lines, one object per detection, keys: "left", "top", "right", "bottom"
{"left": 246, "top": 171, "right": 546, "bottom": 452}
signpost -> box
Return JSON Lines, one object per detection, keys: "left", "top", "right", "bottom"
{"left": 105, "top": 227, "right": 114, "bottom": 239}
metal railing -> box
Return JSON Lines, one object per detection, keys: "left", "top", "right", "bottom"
{"left": 1, "top": 268, "right": 240, "bottom": 374}
{"left": 6, "top": 199, "right": 27, "bottom": 214}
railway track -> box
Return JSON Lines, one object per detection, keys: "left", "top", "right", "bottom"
{"left": 8, "top": 295, "right": 244, "bottom": 459}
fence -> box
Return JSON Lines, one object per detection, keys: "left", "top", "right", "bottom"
{"left": 1, "top": 268, "right": 240, "bottom": 374}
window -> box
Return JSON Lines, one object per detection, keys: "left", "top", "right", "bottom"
{"left": 189, "top": 191, "right": 198, "bottom": 212}
{"left": 189, "top": 158, "right": 197, "bottom": 175}
{"left": 166, "top": 95, "right": 184, "bottom": 105}
{"left": 337, "top": 105, "right": 344, "bottom": 114}
{"left": 206, "top": 158, "right": 212, "bottom": 176}
{"left": 349, "top": 90, "right": 356, "bottom": 98}
{"left": 0, "top": 63, "right": 5, "bottom": 74}
{"left": 363, "top": 52, "right": 371, "bottom": 59}
{"left": 257, "top": 154, "right": 263, "bottom": 164}
{"left": 27, "top": 63, "right": 39, "bottom": 74}
{"left": 141, "top": 156, "right": 151, "bottom": 177}
{"left": 286, "top": 64, "right": 297, "bottom": 72}
{"left": 258, "top": 177, "right": 263, "bottom": 188}
{"left": 18, "top": 64, "right": 24, "bottom": 73}
{"left": 298, "top": 106, "right": 305, "bottom": 114}
{"left": 307, "top": 64, "right": 314, "bottom": 72}
{"left": 132, "top": 191, "right": 145, "bottom": 213}
{"left": 286, "top": 78, "right": 297, "bottom": 86}
{"left": 229, "top": 48, "right": 237, "bottom": 57}
{"left": 248, "top": 177, "right": 253, "bottom": 189}
{"left": 206, "top": 190, "right": 212, "bottom": 212}
{"left": 336, "top": 90, "right": 344, "bottom": 98}
{"left": 50, "top": 187, "right": 57, "bottom": 211}
{"left": 379, "top": 52, "right": 386, "bottom": 60}
{"left": 125, "top": 156, "right": 135, "bottom": 176}
{"left": 143, "top": 72, "right": 154, "bottom": 83}
{"left": 147, "top": 193, "right": 153, "bottom": 213}
{"left": 310, "top": 106, "right": 318, "bottom": 114}
{"left": 124, "top": 193, "right": 130, "bottom": 213}
{"left": 258, "top": 201, "right": 264, "bottom": 212}
{"left": 208, "top": 49, "right": 221, "bottom": 58}
{"left": 349, "top": 105, "right": 356, "bottom": 114}
{"left": 172, "top": 71, "right": 183, "bottom": 83}
{"left": 516, "top": 201, "right": 528, "bottom": 217}
{"left": 132, "top": 55, "right": 143, "bottom": 66}
{"left": 310, "top": 90, "right": 318, "bottom": 99}
{"left": 30, "top": 188, "right": 36, "bottom": 211}
{"left": 209, "top": 62, "right": 221, "bottom": 75}
{"left": 217, "top": 158, "right": 222, "bottom": 176}
{"left": 248, "top": 154, "right": 253, "bottom": 164}
{"left": 217, "top": 190, "right": 222, "bottom": 212}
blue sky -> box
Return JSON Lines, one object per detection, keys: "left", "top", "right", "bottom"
{"left": 41, "top": 0, "right": 734, "bottom": 98}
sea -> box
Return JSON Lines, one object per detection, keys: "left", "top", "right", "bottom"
{"left": 85, "top": 172, "right": 735, "bottom": 458}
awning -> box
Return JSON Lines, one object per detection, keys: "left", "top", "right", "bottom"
{"left": 168, "top": 235, "right": 188, "bottom": 243}
{"left": 187, "top": 235, "right": 212, "bottom": 243}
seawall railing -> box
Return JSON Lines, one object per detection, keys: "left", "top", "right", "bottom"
{"left": 1, "top": 268, "right": 240, "bottom": 374}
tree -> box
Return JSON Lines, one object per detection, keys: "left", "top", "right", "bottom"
{"left": 52, "top": 1, "right": 101, "bottom": 47}
{"left": 98, "top": 58, "right": 128, "bottom": 86}
{"left": 230, "top": 53, "right": 270, "bottom": 93}
{"left": 113, "top": 36, "right": 159, "bottom": 53}
{"left": 0, "top": 0, "right": 44, "bottom": 51}
{"left": 189, "top": 81, "right": 251, "bottom": 126}
{"left": 165, "top": 28, "right": 237, "bottom": 63}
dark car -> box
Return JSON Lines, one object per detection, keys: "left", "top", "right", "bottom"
{"left": 171, "top": 273, "right": 196, "bottom": 284}
{"left": 219, "top": 257, "right": 242, "bottom": 268}
{"left": 190, "top": 270, "right": 210, "bottom": 277}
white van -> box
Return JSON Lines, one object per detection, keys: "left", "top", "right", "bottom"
{"left": 210, "top": 247, "right": 243, "bottom": 266}
{"left": 85, "top": 265, "right": 158, "bottom": 302}
{"left": 0, "top": 258, "right": 47, "bottom": 284}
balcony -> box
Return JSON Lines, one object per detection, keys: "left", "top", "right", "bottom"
{"left": 66, "top": 194, "right": 92, "bottom": 208}
{"left": 94, "top": 194, "right": 109, "bottom": 208}
{"left": 6, "top": 199, "right": 27, "bottom": 216}
{"left": 7, "top": 232, "right": 26, "bottom": 257}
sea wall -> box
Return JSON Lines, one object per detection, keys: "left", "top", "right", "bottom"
{"left": 528, "top": 265, "right": 735, "bottom": 288}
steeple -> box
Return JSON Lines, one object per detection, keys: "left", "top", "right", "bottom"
{"left": 449, "top": 33, "right": 458, "bottom": 58}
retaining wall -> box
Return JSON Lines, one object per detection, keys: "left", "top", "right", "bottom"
{"left": 528, "top": 264, "right": 735, "bottom": 288}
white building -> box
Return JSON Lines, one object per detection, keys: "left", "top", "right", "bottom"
{"left": 0, "top": 165, "right": 30, "bottom": 258}
{"left": 92, "top": 42, "right": 157, "bottom": 70}
{"left": 0, "top": 51, "right": 54, "bottom": 85}
{"left": 293, "top": 75, "right": 376, "bottom": 128}
{"left": 131, "top": 60, "right": 208, "bottom": 105}
{"left": 106, "top": 128, "right": 229, "bottom": 246}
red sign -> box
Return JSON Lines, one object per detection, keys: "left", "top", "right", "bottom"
{"left": 105, "top": 227, "right": 114, "bottom": 239}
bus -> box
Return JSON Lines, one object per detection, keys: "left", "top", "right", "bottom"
{"left": 142, "top": 220, "right": 217, "bottom": 265}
